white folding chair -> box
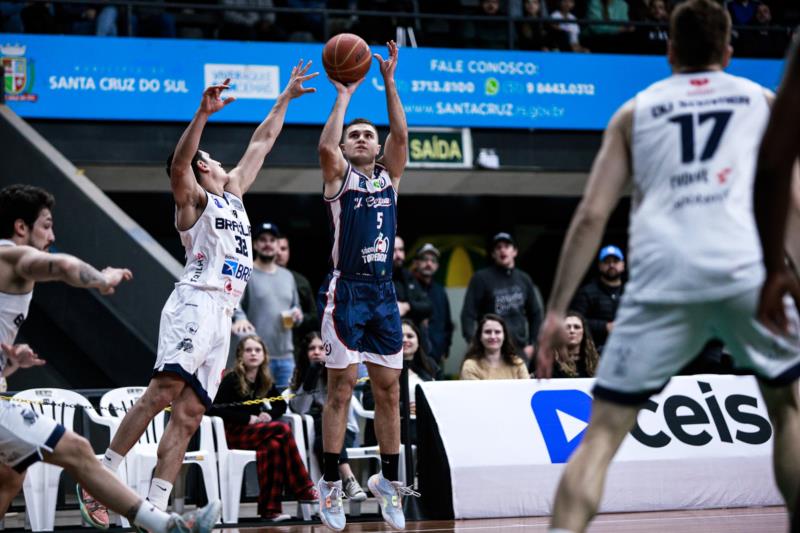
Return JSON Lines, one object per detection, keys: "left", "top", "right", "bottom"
{"left": 11, "top": 388, "right": 116, "bottom": 532}
{"left": 99, "top": 388, "right": 219, "bottom": 511}
{"left": 210, "top": 416, "right": 255, "bottom": 524}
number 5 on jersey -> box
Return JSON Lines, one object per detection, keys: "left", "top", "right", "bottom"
{"left": 377, "top": 212, "right": 384, "bottom": 229}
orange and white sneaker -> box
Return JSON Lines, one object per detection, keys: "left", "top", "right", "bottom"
{"left": 76, "top": 484, "right": 110, "bottom": 530}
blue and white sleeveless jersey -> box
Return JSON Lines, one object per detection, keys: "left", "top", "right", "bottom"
{"left": 324, "top": 162, "right": 397, "bottom": 278}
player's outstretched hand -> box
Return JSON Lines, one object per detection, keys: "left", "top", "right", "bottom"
{"left": 535, "top": 311, "right": 568, "bottom": 379}
{"left": 200, "top": 78, "right": 235, "bottom": 115}
{"left": 757, "top": 269, "right": 800, "bottom": 335}
{"left": 284, "top": 59, "right": 319, "bottom": 100}
{"left": 1, "top": 343, "right": 45, "bottom": 368}
{"left": 374, "top": 40, "right": 399, "bottom": 81}
{"left": 98, "top": 267, "right": 133, "bottom": 295}
{"left": 329, "top": 75, "right": 365, "bottom": 96}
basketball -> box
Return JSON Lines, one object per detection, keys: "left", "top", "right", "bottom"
{"left": 322, "top": 33, "right": 372, "bottom": 84}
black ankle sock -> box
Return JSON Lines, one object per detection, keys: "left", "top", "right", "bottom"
{"left": 323, "top": 452, "right": 341, "bottom": 482}
{"left": 380, "top": 453, "right": 400, "bottom": 482}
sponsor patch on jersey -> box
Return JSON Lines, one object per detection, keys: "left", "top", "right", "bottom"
{"left": 213, "top": 197, "right": 224, "bottom": 209}
{"left": 360, "top": 233, "right": 389, "bottom": 264}
{"left": 222, "top": 257, "right": 239, "bottom": 276}
{"left": 230, "top": 198, "right": 244, "bottom": 210}
{"left": 13, "top": 313, "right": 25, "bottom": 327}
{"left": 177, "top": 338, "right": 194, "bottom": 353}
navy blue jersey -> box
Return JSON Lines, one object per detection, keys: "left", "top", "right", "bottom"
{"left": 325, "top": 162, "right": 397, "bottom": 278}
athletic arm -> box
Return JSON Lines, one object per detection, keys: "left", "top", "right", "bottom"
{"left": 14, "top": 248, "right": 132, "bottom": 294}
{"left": 170, "top": 81, "right": 234, "bottom": 207}
{"left": 536, "top": 101, "right": 633, "bottom": 377}
{"left": 374, "top": 41, "right": 407, "bottom": 185}
{"left": 228, "top": 60, "right": 318, "bottom": 195}
{"left": 319, "top": 78, "right": 364, "bottom": 195}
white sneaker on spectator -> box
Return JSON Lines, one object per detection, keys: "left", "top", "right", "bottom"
{"left": 343, "top": 475, "right": 367, "bottom": 502}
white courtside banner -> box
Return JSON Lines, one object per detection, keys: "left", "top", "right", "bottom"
{"left": 418, "top": 375, "right": 781, "bottom": 519}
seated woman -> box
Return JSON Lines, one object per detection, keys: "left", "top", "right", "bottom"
{"left": 552, "top": 311, "right": 600, "bottom": 378}
{"left": 460, "top": 314, "right": 529, "bottom": 380}
{"left": 288, "top": 332, "right": 367, "bottom": 502}
{"left": 400, "top": 319, "right": 439, "bottom": 444}
{"left": 209, "top": 335, "right": 318, "bottom": 521}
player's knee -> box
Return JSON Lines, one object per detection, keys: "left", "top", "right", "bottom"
{"left": 0, "top": 467, "right": 24, "bottom": 496}
{"left": 372, "top": 379, "right": 399, "bottom": 405}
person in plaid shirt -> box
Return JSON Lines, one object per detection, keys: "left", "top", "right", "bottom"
{"left": 209, "top": 335, "right": 318, "bottom": 521}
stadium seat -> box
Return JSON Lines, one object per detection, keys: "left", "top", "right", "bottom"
{"left": 11, "top": 388, "right": 117, "bottom": 532}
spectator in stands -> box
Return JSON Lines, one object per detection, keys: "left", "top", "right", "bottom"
{"left": 220, "top": 0, "right": 287, "bottom": 41}
{"left": 735, "top": 3, "right": 791, "bottom": 57}
{"left": 637, "top": 0, "right": 670, "bottom": 54}
{"left": 411, "top": 243, "right": 453, "bottom": 364}
{"left": 726, "top": 0, "right": 761, "bottom": 25}
{"left": 570, "top": 245, "right": 625, "bottom": 350}
{"left": 461, "top": 232, "right": 544, "bottom": 364}
{"left": 550, "top": 311, "right": 600, "bottom": 378}
{"left": 400, "top": 320, "right": 438, "bottom": 444}
{"left": 288, "top": 332, "right": 368, "bottom": 502}
{"left": 460, "top": 314, "right": 529, "bottom": 380}
{"left": 464, "top": 0, "right": 509, "bottom": 49}
{"left": 276, "top": 234, "right": 320, "bottom": 351}
{"left": 550, "top": 0, "right": 590, "bottom": 52}
{"left": 393, "top": 236, "right": 433, "bottom": 341}
{"left": 517, "top": 0, "right": 551, "bottom": 50}
{"left": 232, "top": 221, "right": 302, "bottom": 390}
{"left": 208, "top": 335, "right": 318, "bottom": 521}
{"left": 584, "top": 0, "right": 635, "bottom": 52}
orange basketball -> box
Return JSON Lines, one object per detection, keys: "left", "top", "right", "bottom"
{"left": 322, "top": 33, "right": 372, "bottom": 84}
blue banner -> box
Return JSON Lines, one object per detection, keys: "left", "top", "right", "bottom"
{"left": 1, "top": 34, "right": 785, "bottom": 130}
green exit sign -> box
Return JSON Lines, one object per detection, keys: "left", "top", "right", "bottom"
{"left": 407, "top": 128, "right": 473, "bottom": 168}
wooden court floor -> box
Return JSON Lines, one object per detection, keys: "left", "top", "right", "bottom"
{"left": 219, "top": 506, "right": 788, "bottom": 533}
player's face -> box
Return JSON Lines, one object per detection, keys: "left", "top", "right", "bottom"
{"left": 393, "top": 237, "right": 405, "bottom": 269}
{"left": 307, "top": 337, "right": 326, "bottom": 364}
{"left": 255, "top": 233, "right": 278, "bottom": 261}
{"left": 197, "top": 150, "right": 228, "bottom": 187}
{"left": 565, "top": 316, "right": 584, "bottom": 348}
{"left": 491, "top": 241, "right": 517, "bottom": 269}
{"left": 402, "top": 323, "right": 419, "bottom": 359}
{"left": 27, "top": 208, "right": 55, "bottom": 251}
{"left": 341, "top": 124, "right": 381, "bottom": 165}
{"left": 241, "top": 338, "right": 266, "bottom": 370}
{"left": 276, "top": 238, "right": 290, "bottom": 267}
{"left": 480, "top": 320, "right": 504, "bottom": 352}
{"left": 598, "top": 256, "right": 624, "bottom": 281}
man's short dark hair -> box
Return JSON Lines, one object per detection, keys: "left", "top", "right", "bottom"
{"left": 670, "top": 0, "right": 731, "bottom": 69}
{"left": 0, "top": 184, "right": 55, "bottom": 239}
{"left": 341, "top": 118, "right": 378, "bottom": 143}
{"left": 165, "top": 150, "right": 206, "bottom": 182}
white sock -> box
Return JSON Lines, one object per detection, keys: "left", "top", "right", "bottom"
{"left": 133, "top": 501, "right": 170, "bottom": 533}
{"left": 146, "top": 478, "right": 173, "bottom": 511}
{"left": 101, "top": 449, "right": 124, "bottom": 473}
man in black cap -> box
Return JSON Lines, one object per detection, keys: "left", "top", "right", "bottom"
{"left": 570, "top": 244, "right": 626, "bottom": 350}
{"left": 412, "top": 243, "right": 454, "bottom": 364}
{"left": 461, "top": 232, "right": 544, "bottom": 362}
{"left": 232, "top": 221, "right": 302, "bottom": 389}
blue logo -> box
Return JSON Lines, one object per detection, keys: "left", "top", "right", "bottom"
{"left": 214, "top": 197, "right": 224, "bottom": 209}
{"left": 222, "top": 258, "right": 238, "bottom": 276}
{"left": 531, "top": 389, "right": 592, "bottom": 463}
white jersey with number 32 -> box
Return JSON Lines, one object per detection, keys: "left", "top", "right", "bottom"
{"left": 626, "top": 71, "right": 771, "bottom": 303}
{"left": 176, "top": 191, "right": 253, "bottom": 307}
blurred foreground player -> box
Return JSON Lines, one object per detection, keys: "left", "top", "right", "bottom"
{"left": 537, "top": 2, "right": 800, "bottom": 531}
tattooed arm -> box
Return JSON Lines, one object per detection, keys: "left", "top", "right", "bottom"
{"left": 14, "top": 247, "right": 132, "bottom": 295}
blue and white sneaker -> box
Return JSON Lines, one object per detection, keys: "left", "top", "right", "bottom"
{"left": 166, "top": 500, "right": 221, "bottom": 533}
{"left": 317, "top": 477, "right": 345, "bottom": 531}
{"left": 367, "top": 474, "right": 420, "bottom": 531}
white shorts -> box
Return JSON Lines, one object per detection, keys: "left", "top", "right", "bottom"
{"left": 0, "top": 399, "right": 65, "bottom": 472}
{"left": 154, "top": 285, "right": 233, "bottom": 407}
{"left": 595, "top": 286, "right": 800, "bottom": 404}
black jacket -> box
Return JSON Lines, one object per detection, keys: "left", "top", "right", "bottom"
{"left": 570, "top": 278, "right": 624, "bottom": 347}
{"left": 461, "top": 265, "right": 544, "bottom": 350}
{"left": 416, "top": 276, "right": 454, "bottom": 362}
{"left": 208, "top": 371, "right": 286, "bottom": 427}
{"left": 393, "top": 267, "right": 433, "bottom": 324}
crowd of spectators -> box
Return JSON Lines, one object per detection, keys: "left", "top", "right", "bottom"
{"left": 2, "top": 0, "right": 796, "bottom": 57}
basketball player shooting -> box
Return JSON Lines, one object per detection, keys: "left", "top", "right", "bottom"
{"left": 79, "top": 59, "right": 317, "bottom": 528}
{"left": 536, "top": 2, "right": 800, "bottom": 532}
{"left": 315, "top": 40, "right": 418, "bottom": 532}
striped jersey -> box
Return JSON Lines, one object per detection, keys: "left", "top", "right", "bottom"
{"left": 176, "top": 190, "right": 253, "bottom": 306}
{"left": 0, "top": 240, "right": 34, "bottom": 375}
{"left": 325, "top": 162, "right": 397, "bottom": 278}
{"left": 626, "top": 70, "right": 770, "bottom": 303}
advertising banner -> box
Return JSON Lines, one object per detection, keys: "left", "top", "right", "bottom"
{"left": 2, "top": 35, "right": 785, "bottom": 129}
{"left": 419, "top": 375, "right": 781, "bottom": 518}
